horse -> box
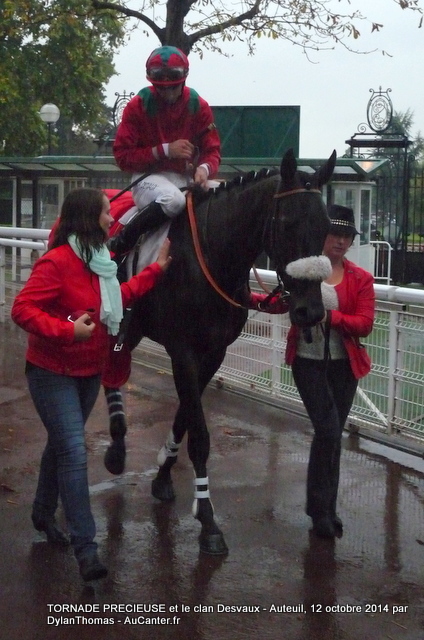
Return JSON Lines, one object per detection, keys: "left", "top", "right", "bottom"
{"left": 103, "top": 148, "right": 336, "bottom": 555}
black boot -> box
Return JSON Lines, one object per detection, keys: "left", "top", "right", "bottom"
{"left": 306, "top": 436, "right": 342, "bottom": 539}
{"left": 32, "top": 512, "right": 70, "bottom": 546}
{"left": 78, "top": 552, "right": 108, "bottom": 581}
{"left": 109, "top": 201, "right": 169, "bottom": 259}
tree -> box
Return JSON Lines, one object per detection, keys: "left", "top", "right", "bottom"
{"left": 0, "top": 0, "right": 125, "bottom": 156}
{"left": 386, "top": 109, "right": 424, "bottom": 161}
{"left": 2, "top": 0, "right": 422, "bottom": 156}
{"left": 90, "top": 0, "right": 423, "bottom": 56}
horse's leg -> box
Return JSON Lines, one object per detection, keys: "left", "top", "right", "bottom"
{"left": 188, "top": 356, "right": 228, "bottom": 556}
{"left": 153, "top": 347, "right": 228, "bottom": 555}
{"left": 151, "top": 406, "right": 185, "bottom": 502}
{"left": 103, "top": 386, "right": 127, "bottom": 475}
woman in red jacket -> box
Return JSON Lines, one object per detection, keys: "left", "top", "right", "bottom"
{"left": 11, "top": 188, "right": 171, "bottom": 581}
{"left": 250, "top": 205, "right": 375, "bottom": 539}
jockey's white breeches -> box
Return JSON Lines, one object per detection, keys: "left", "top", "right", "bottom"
{"left": 131, "top": 171, "right": 189, "bottom": 217}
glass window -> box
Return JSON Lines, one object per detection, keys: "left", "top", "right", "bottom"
{"left": 333, "top": 187, "right": 355, "bottom": 210}
{"left": 40, "top": 183, "right": 59, "bottom": 229}
{"left": 0, "top": 179, "right": 13, "bottom": 225}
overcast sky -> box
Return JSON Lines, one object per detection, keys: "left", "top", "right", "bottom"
{"left": 105, "top": 0, "right": 424, "bottom": 159}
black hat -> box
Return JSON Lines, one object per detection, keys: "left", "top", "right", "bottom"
{"left": 327, "top": 204, "right": 359, "bottom": 235}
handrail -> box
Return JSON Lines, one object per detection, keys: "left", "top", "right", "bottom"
{"left": 0, "top": 227, "right": 50, "bottom": 240}
{"left": 2, "top": 227, "right": 424, "bottom": 454}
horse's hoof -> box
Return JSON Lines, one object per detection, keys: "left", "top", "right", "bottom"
{"left": 151, "top": 477, "right": 175, "bottom": 502}
{"left": 199, "top": 532, "right": 229, "bottom": 556}
{"left": 104, "top": 440, "right": 126, "bottom": 475}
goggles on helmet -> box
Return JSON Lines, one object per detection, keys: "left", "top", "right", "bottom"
{"left": 147, "top": 66, "right": 187, "bottom": 86}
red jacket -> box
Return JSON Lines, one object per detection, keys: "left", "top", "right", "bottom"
{"left": 285, "top": 259, "right": 375, "bottom": 379}
{"left": 113, "top": 86, "right": 221, "bottom": 177}
{"left": 11, "top": 244, "right": 163, "bottom": 378}
{"left": 251, "top": 259, "right": 375, "bottom": 379}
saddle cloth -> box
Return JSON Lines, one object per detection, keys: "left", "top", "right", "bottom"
{"left": 101, "top": 182, "right": 218, "bottom": 388}
{"left": 102, "top": 189, "right": 170, "bottom": 388}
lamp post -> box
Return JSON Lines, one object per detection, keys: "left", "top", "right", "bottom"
{"left": 39, "top": 103, "right": 60, "bottom": 155}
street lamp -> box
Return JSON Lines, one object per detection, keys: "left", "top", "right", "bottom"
{"left": 39, "top": 103, "right": 60, "bottom": 155}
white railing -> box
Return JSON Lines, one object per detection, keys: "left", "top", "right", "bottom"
{"left": 0, "top": 227, "right": 49, "bottom": 322}
{"left": 1, "top": 228, "right": 424, "bottom": 455}
{"left": 370, "top": 240, "right": 392, "bottom": 285}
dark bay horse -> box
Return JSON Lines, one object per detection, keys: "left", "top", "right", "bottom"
{"left": 104, "top": 148, "right": 336, "bottom": 555}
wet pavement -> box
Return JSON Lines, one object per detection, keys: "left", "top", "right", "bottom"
{"left": 1, "top": 321, "right": 424, "bottom": 640}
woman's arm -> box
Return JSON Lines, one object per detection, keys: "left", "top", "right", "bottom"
{"left": 330, "top": 272, "right": 375, "bottom": 338}
{"left": 11, "top": 258, "right": 75, "bottom": 343}
{"left": 120, "top": 239, "right": 172, "bottom": 305}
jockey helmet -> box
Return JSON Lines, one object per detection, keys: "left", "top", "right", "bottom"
{"left": 146, "top": 46, "right": 189, "bottom": 87}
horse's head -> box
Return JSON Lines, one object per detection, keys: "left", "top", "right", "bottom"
{"left": 265, "top": 148, "right": 336, "bottom": 327}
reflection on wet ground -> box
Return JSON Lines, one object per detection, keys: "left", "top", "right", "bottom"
{"left": 1, "top": 323, "right": 423, "bottom": 640}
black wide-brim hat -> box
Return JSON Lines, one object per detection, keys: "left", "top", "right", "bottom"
{"left": 327, "top": 204, "right": 359, "bottom": 235}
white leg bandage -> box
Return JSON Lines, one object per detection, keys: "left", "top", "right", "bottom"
{"left": 192, "top": 476, "right": 213, "bottom": 518}
{"left": 157, "top": 431, "right": 181, "bottom": 467}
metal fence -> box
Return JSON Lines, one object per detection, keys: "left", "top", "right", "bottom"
{"left": 1, "top": 229, "right": 424, "bottom": 456}
{"left": 374, "top": 159, "right": 424, "bottom": 284}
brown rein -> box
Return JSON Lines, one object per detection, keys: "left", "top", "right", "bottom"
{"left": 186, "top": 184, "right": 322, "bottom": 308}
{"left": 186, "top": 191, "right": 243, "bottom": 308}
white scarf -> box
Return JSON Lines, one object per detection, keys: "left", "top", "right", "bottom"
{"left": 68, "top": 234, "right": 123, "bottom": 336}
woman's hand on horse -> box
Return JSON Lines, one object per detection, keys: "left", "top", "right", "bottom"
{"left": 169, "top": 139, "right": 194, "bottom": 160}
{"left": 73, "top": 314, "right": 96, "bottom": 341}
{"left": 157, "top": 238, "right": 172, "bottom": 272}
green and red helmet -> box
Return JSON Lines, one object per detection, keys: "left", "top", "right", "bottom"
{"left": 146, "top": 46, "right": 189, "bottom": 87}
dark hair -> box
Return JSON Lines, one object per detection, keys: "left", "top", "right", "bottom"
{"left": 50, "top": 188, "right": 107, "bottom": 264}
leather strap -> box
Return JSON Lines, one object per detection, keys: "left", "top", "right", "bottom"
{"left": 273, "top": 187, "right": 321, "bottom": 199}
{"left": 186, "top": 191, "right": 244, "bottom": 308}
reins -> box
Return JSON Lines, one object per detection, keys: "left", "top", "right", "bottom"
{"left": 186, "top": 191, "right": 244, "bottom": 308}
{"left": 186, "top": 183, "right": 323, "bottom": 309}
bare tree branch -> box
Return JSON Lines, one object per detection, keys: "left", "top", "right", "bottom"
{"left": 89, "top": 0, "right": 423, "bottom": 57}
{"left": 91, "top": 0, "right": 164, "bottom": 41}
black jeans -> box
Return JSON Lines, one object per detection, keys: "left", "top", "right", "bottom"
{"left": 291, "top": 357, "right": 357, "bottom": 519}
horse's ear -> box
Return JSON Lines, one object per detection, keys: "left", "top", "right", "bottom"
{"left": 315, "top": 149, "right": 337, "bottom": 187}
{"left": 280, "top": 148, "right": 297, "bottom": 183}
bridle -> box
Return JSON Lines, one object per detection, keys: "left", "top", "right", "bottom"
{"left": 270, "top": 182, "right": 323, "bottom": 292}
{"left": 273, "top": 185, "right": 321, "bottom": 199}
{"left": 186, "top": 182, "right": 323, "bottom": 309}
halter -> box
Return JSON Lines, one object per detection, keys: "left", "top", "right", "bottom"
{"left": 270, "top": 182, "right": 321, "bottom": 292}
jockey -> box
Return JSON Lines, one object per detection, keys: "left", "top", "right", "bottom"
{"left": 111, "top": 45, "right": 221, "bottom": 260}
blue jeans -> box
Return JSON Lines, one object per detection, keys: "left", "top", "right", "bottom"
{"left": 26, "top": 364, "right": 101, "bottom": 559}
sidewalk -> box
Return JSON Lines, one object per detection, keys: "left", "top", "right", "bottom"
{"left": 1, "top": 321, "right": 423, "bottom": 640}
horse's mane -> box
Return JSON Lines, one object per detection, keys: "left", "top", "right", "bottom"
{"left": 191, "top": 167, "right": 279, "bottom": 204}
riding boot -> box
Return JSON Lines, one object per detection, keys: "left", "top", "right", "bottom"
{"left": 306, "top": 436, "right": 342, "bottom": 538}
{"left": 109, "top": 201, "right": 169, "bottom": 259}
